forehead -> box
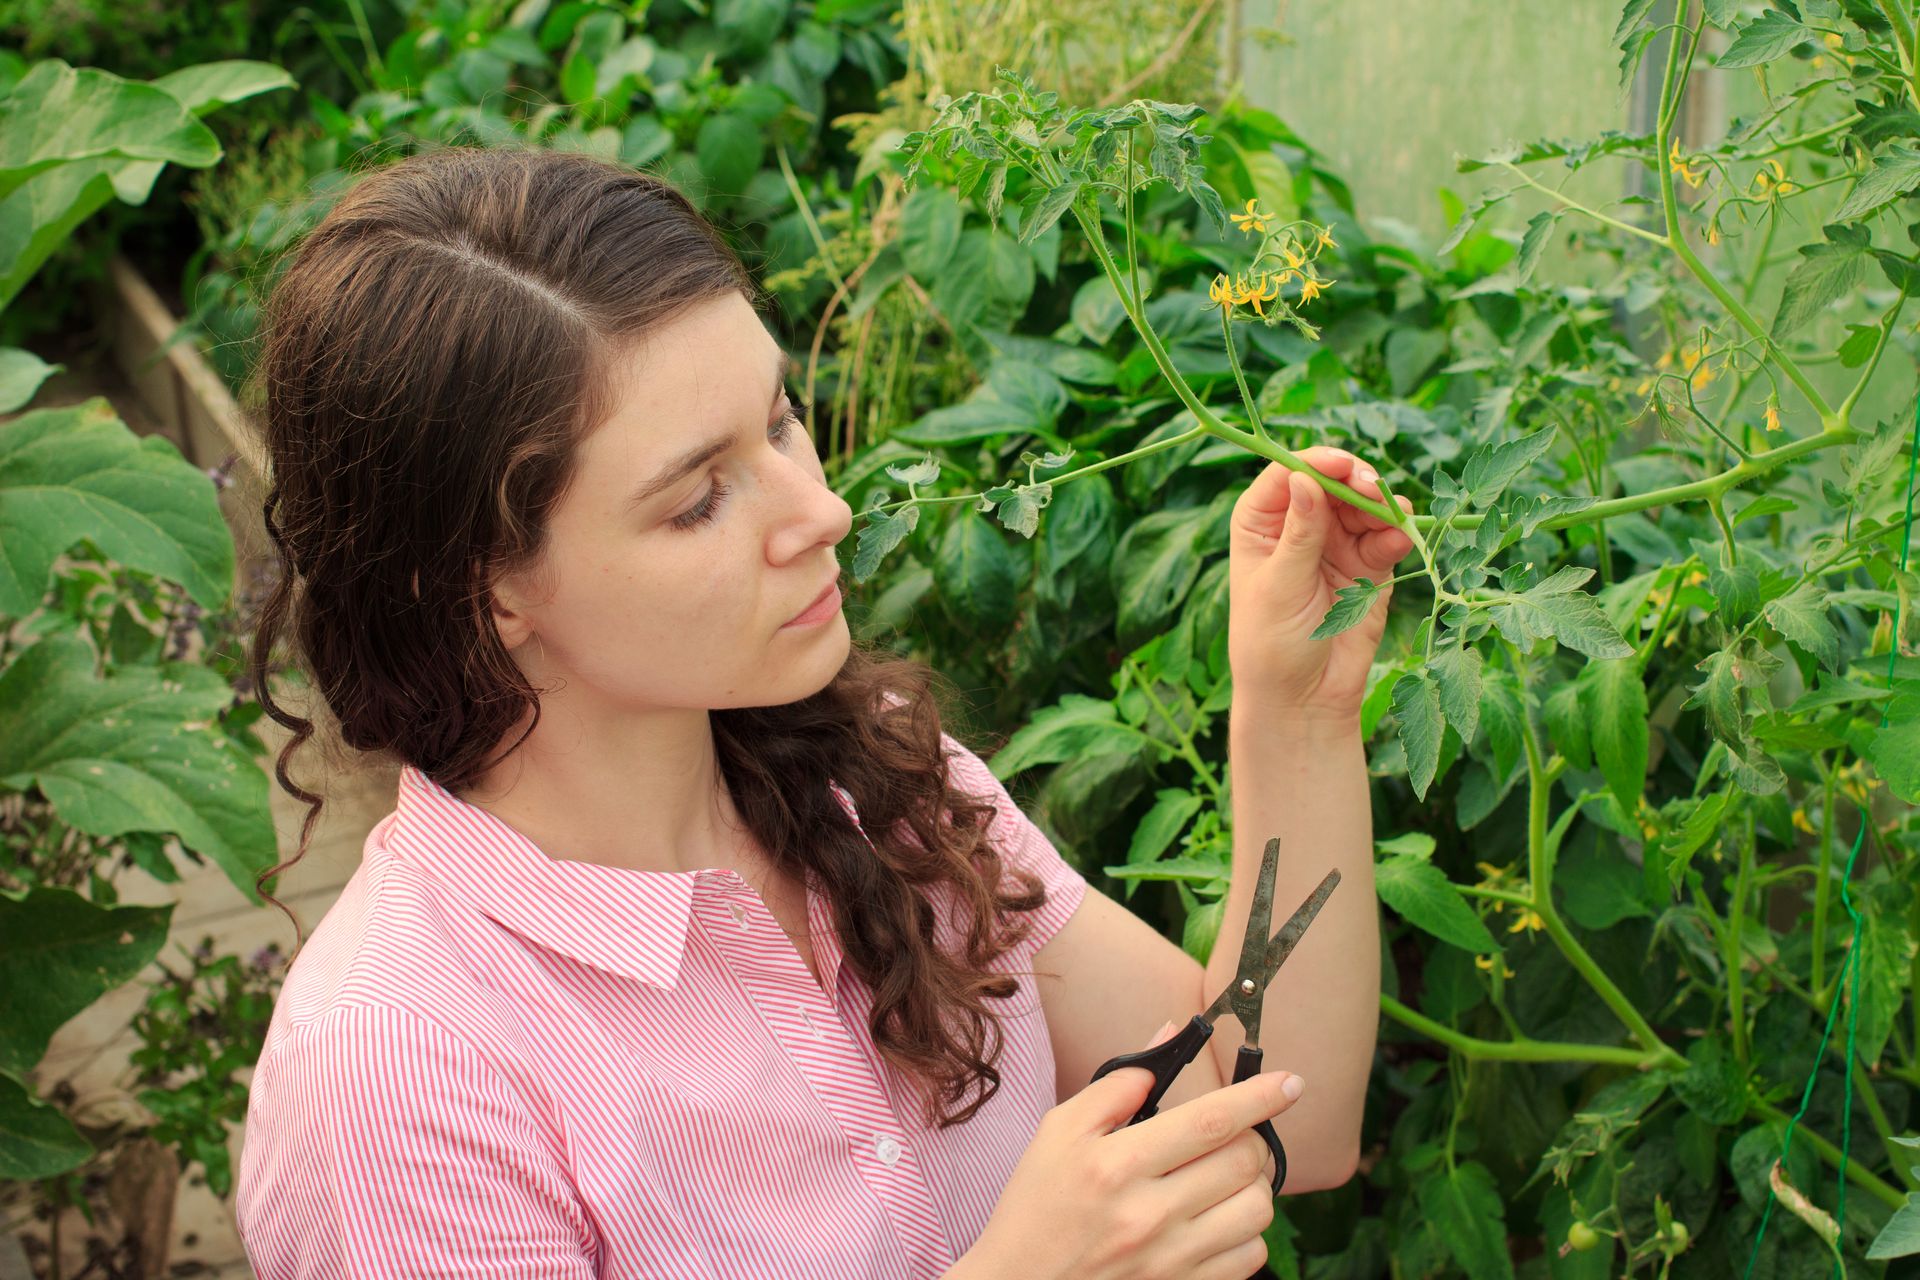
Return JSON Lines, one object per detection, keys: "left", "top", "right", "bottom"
{"left": 585, "top": 296, "right": 778, "bottom": 453}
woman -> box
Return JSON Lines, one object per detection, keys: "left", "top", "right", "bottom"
{"left": 233, "top": 145, "right": 1406, "bottom": 1280}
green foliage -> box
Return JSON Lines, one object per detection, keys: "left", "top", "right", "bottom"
{"left": 828, "top": 6, "right": 1920, "bottom": 1276}
{"left": 0, "top": 51, "right": 289, "bottom": 1204}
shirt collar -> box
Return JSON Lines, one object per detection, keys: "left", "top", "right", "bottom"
{"left": 383, "top": 763, "right": 851, "bottom": 993}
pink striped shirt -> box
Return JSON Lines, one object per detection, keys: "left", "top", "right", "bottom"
{"left": 235, "top": 732, "right": 1088, "bottom": 1279}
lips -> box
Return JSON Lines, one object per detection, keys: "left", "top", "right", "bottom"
{"left": 787, "top": 577, "right": 840, "bottom": 626}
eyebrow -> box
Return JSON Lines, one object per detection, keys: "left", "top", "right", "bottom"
{"left": 627, "top": 347, "right": 792, "bottom": 508}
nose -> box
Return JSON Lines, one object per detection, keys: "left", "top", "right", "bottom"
{"left": 766, "top": 452, "right": 854, "bottom": 567}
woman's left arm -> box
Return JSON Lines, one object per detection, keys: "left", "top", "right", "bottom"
{"left": 1210, "top": 445, "right": 1415, "bottom": 1188}
{"left": 1033, "top": 446, "right": 1411, "bottom": 1192}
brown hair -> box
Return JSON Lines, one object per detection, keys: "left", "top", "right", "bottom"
{"left": 246, "top": 144, "right": 1053, "bottom": 1128}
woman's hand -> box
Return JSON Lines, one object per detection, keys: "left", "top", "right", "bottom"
{"left": 1226, "top": 446, "right": 1416, "bottom": 725}
{"left": 959, "top": 1019, "right": 1305, "bottom": 1280}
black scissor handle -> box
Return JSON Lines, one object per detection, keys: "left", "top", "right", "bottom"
{"left": 1232, "top": 1044, "right": 1288, "bottom": 1196}
{"left": 1087, "top": 1015, "right": 1215, "bottom": 1123}
{"left": 1087, "top": 1020, "right": 1286, "bottom": 1196}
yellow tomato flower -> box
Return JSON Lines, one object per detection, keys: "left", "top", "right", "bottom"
{"left": 1230, "top": 198, "right": 1272, "bottom": 237}
{"left": 1209, "top": 272, "right": 1235, "bottom": 314}
{"left": 1692, "top": 361, "right": 1715, "bottom": 391}
{"left": 1655, "top": 350, "right": 1674, "bottom": 371}
{"left": 1508, "top": 908, "right": 1547, "bottom": 935}
{"left": 1706, "top": 221, "right": 1721, "bottom": 246}
{"left": 1474, "top": 953, "right": 1516, "bottom": 979}
{"left": 1281, "top": 244, "right": 1306, "bottom": 270}
{"left": 1298, "top": 275, "right": 1328, "bottom": 304}
{"left": 1791, "top": 806, "right": 1817, "bottom": 835}
{"left": 1669, "top": 137, "right": 1706, "bottom": 188}
{"left": 1764, "top": 392, "right": 1781, "bottom": 433}
{"left": 1316, "top": 225, "right": 1337, "bottom": 250}
{"left": 1246, "top": 271, "right": 1280, "bottom": 317}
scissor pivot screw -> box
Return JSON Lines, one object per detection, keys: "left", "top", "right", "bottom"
{"left": 1239, "top": 979, "right": 1256, "bottom": 995}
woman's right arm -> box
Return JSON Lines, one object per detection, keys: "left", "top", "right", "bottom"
{"left": 942, "top": 1020, "right": 1303, "bottom": 1280}
{"left": 236, "top": 1003, "right": 598, "bottom": 1279}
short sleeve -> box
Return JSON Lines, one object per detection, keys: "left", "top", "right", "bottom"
{"left": 236, "top": 1004, "right": 597, "bottom": 1279}
{"left": 940, "top": 730, "right": 1089, "bottom": 954}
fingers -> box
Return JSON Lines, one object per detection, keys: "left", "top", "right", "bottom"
{"left": 1184, "top": 1185, "right": 1277, "bottom": 1280}
{"left": 1158, "top": 1129, "right": 1274, "bottom": 1220}
{"left": 1119, "top": 1071, "right": 1303, "bottom": 1178}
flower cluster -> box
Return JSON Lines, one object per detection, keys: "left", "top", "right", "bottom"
{"left": 1210, "top": 201, "right": 1337, "bottom": 320}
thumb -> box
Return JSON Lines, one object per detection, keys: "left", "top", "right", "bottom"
{"left": 1262, "top": 469, "right": 1332, "bottom": 600}
{"left": 1077, "top": 1019, "right": 1178, "bottom": 1130}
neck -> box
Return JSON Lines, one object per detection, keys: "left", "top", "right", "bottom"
{"left": 454, "top": 702, "right": 754, "bottom": 875}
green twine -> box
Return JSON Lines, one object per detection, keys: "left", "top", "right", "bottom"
{"left": 1743, "top": 392, "right": 1920, "bottom": 1280}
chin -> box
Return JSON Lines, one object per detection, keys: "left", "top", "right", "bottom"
{"left": 760, "top": 616, "right": 851, "bottom": 706}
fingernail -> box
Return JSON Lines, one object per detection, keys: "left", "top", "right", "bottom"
{"left": 1358, "top": 466, "right": 1378, "bottom": 484}
{"left": 1281, "top": 1075, "right": 1305, "bottom": 1100}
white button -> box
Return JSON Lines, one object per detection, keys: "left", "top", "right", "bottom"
{"left": 875, "top": 1136, "right": 902, "bottom": 1166}
{"left": 727, "top": 901, "right": 747, "bottom": 924}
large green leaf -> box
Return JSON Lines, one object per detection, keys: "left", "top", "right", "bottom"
{"left": 1376, "top": 854, "right": 1499, "bottom": 953}
{"left": 0, "top": 154, "right": 154, "bottom": 313}
{"left": 1111, "top": 504, "right": 1214, "bottom": 647}
{"left": 1490, "top": 567, "right": 1635, "bottom": 659}
{"left": 1772, "top": 226, "right": 1869, "bottom": 340}
{"left": 1850, "top": 899, "right": 1913, "bottom": 1068}
{"left": 1391, "top": 669, "right": 1444, "bottom": 801}
{"left": 0, "top": 634, "right": 276, "bottom": 902}
{"left": 1865, "top": 677, "right": 1920, "bottom": 802}
{"left": 1868, "top": 1193, "right": 1920, "bottom": 1260}
{"left": 0, "top": 885, "right": 171, "bottom": 1076}
{"left": 894, "top": 359, "right": 1066, "bottom": 446}
{"left": 1583, "top": 658, "right": 1649, "bottom": 816}
{"left": 934, "top": 509, "right": 1019, "bottom": 629}
{"left": 0, "top": 398, "right": 233, "bottom": 615}
{"left": 1419, "top": 1160, "right": 1514, "bottom": 1280}
{"left": 0, "top": 1068, "right": 92, "bottom": 1180}
{"left": 0, "top": 60, "right": 217, "bottom": 201}
{"left": 150, "top": 60, "right": 295, "bottom": 116}
{"left": 988, "top": 694, "right": 1157, "bottom": 780}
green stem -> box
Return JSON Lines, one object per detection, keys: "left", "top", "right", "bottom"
{"left": 1125, "top": 123, "right": 1144, "bottom": 312}
{"left": 1128, "top": 660, "right": 1226, "bottom": 805}
{"left": 1850, "top": 1052, "right": 1920, "bottom": 1193}
{"left": 775, "top": 143, "right": 850, "bottom": 300}
{"left": 1512, "top": 641, "right": 1683, "bottom": 1064}
{"left": 1726, "top": 811, "right": 1753, "bottom": 1062}
{"left": 1656, "top": 9, "right": 1837, "bottom": 427}
{"left": 1220, "top": 304, "right": 1270, "bottom": 445}
{"left": 1457, "top": 884, "right": 1536, "bottom": 911}
{"left": 1379, "top": 995, "right": 1662, "bottom": 1067}
{"left": 1812, "top": 764, "right": 1839, "bottom": 1001}
{"left": 871, "top": 425, "right": 1206, "bottom": 513}
{"left": 1836, "top": 285, "right": 1911, "bottom": 425}
{"left": 1873, "top": 0, "right": 1920, "bottom": 115}
{"left": 1496, "top": 162, "right": 1671, "bottom": 246}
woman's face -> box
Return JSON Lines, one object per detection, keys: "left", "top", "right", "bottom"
{"left": 487, "top": 291, "right": 854, "bottom": 713}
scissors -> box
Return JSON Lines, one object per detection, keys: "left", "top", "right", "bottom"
{"left": 1088, "top": 836, "right": 1340, "bottom": 1195}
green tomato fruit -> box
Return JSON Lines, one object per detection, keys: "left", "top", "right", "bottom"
{"left": 1664, "top": 1221, "right": 1690, "bottom": 1251}
{"left": 1566, "top": 1222, "right": 1600, "bottom": 1252}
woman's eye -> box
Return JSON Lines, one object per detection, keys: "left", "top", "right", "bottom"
{"left": 667, "top": 393, "right": 813, "bottom": 532}
{"left": 668, "top": 479, "right": 730, "bottom": 531}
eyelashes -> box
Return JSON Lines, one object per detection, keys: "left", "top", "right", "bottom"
{"left": 667, "top": 393, "right": 812, "bottom": 532}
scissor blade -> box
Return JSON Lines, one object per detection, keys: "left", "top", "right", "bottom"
{"left": 1258, "top": 868, "right": 1341, "bottom": 984}
{"left": 1200, "top": 858, "right": 1341, "bottom": 1038}
{"left": 1200, "top": 836, "right": 1282, "bottom": 1024}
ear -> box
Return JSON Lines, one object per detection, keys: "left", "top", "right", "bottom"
{"left": 478, "top": 560, "right": 538, "bottom": 651}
